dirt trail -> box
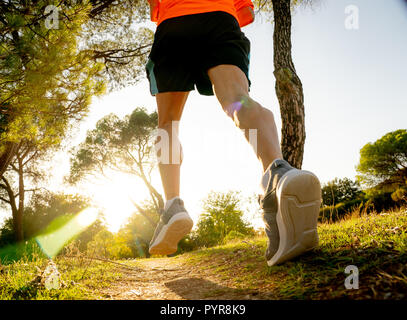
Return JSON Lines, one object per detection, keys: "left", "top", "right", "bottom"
{"left": 100, "top": 257, "right": 273, "bottom": 300}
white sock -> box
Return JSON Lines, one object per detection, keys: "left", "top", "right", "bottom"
{"left": 260, "top": 170, "right": 270, "bottom": 192}
{"left": 164, "top": 196, "right": 181, "bottom": 211}
{"left": 260, "top": 158, "right": 283, "bottom": 192}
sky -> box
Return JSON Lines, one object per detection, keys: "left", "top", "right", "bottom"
{"left": 1, "top": 0, "right": 406, "bottom": 232}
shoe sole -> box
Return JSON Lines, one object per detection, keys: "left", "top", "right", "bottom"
{"left": 149, "top": 212, "right": 193, "bottom": 256}
{"left": 267, "top": 169, "right": 321, "bottom": 266}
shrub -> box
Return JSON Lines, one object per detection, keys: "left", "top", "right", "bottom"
{"left": 223, "top": 230, "right": 246, "bottom": 243}
{"left": 192, "top": 191, "right": 255, "bottom": 248}
{"left": 321, "top": 178, "right": 362, "bottom": 207}
{"left": 86, "top": 229, "right": 133, "bottom": 260}
{"left": 319, "top": 192, "right": 398, "bottom": 222}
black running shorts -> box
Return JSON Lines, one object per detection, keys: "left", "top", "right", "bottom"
{"left": 145, "top": 11, "right": 251, "bottom": 96}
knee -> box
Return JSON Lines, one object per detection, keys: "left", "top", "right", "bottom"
{"left": 227, "top": 95, "right": 268, "bottom": 128}
{"left": 158, "top": 114, "right": 179, "bottom": 130}
{"left": 158, "top": 105, "right": 183, "bottom": 129}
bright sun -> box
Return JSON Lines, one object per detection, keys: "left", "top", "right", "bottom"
{"left": 83, "top": 171, "right": 152, "bottom": 233}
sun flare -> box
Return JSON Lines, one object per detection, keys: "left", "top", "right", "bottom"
{"left": 84, "top": 172, "right": 153, "bottom": 233}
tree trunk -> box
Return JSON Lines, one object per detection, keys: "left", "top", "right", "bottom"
{"left": 0, "top": 176, "right": 22, "bottom": 242}
{"left": 137, "top": 163, "right": 164, "bottom": 211}
{"left": 0, "top": 142, "right": 17, "bottom": 177}
{"left": 15, "top": 155, "right": 24, "bottom": 242}
{"left": 272, "top": 0, "right": 305, "bottom": 169}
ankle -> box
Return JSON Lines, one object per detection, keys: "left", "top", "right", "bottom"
{"left": 164, "top": 196, "right": 181, "bottom": 210}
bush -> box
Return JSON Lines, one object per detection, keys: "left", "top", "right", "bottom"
{"left": 319, "top": 199, "right": 366, "bottom": 222}
{"left": 319, "top": 192, "right": 398, "bottom": 222}
{"left": 321, "top": 178, "right": 362, "bottom": 207}
{"left": 223, "top": 230, "right": 246, "bottom": 243}
{"left": 391, "top": 186, "right": 407, "bottom": 204}
{"left": 86, "top": 229, "right": 133, "bottom": 260}
{"left": 192, "top": 191, "right": 255, "bottom": 248}
{"left": 365, "top": 192, "right": 396, "bottom": 213}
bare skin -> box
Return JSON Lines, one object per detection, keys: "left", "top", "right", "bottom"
{"left": 156, "top": 91, "right": 189, "bottom": 201}
{"left": 156, "top": 64, "right": 283, "bottom": 201}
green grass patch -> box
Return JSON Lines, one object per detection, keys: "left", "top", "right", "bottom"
{"left": 179, "top": 209, "right": 407, "bottom": 299}
{"left": 0, "top": 254, "right": 125, "bottom": 300}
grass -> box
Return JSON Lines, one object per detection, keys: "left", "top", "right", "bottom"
{"left": 1, "top": 208, "right": 406, "bottom": 300}
{"left": 176, "top": 208, "right": 407, "bottom": 299}
{"left": 0, "top": 253, "right": 125, "bottom": 300}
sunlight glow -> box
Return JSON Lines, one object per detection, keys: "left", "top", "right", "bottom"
{"left": 35, "top": 207, "right": 99, "bottom": 258}
{"left": 83, "top": 172, "right": 152, "bottom": 233}
{"left": 76, "top": 207, "right": 99, "bottom": 227}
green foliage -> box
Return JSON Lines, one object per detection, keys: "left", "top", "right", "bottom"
{"left": 68, "top": 107, "right": 163, "bottom": 209}
{"left": 79, "top": 0, "right": 153, "bottom": 90}
{"left": 80, "top": 201, "right": 158, "bottom": 260}
{"left": 1, "top": 1, "right": 106, "bottom": 152}
{"left": 223, "top": 230, "right": 247, "bottom": 243}
{"left": 0, "top": 238, "right": 45, "bottom": 265}
{"left": 356, "top": 129, "right": 407, "bottom": 198}
{"left": 86, "top": 229, "right": 133, "bottom": 260}
{"left": 117, "top": 202, "right": 158, "bottom": 258}
{"left": 0, "top": 217, "right": 16, "bottom": 247}
{"left": 182, "top": 209, "right": 407, "bottom": 300}
{"left": 69, "top": 108, "right": 158, "bottom": 184}
{"left": 22, "top": 192, "right": 91, "bottom": 239}
{"left": 192, "top": 191, "right": 255, "bottom": 248}
{"left": 319, "top": 192, "right": 397, "bottom": 223}
{"left": 321, "top": 177, "right": 362, "bottom": 207}
{"left": 0, "top": 253, "right": 125, "bottom": 300}
{"left": 319, "top": 198, "right": 366, "bottom": 222}
{"left": 391, "top": 186, "right": 407, "bottom": 204}
{"left": 0, "top": 191, "right": 105, "bottom": 259}
{"left": 0, "top": 0, "right": 153, "bottom": 160}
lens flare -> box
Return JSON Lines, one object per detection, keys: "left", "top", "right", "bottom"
{"left": 35, "top": 207, "right": 98, "bottom": 258}
{"left": 76, "top": 207, "right": 99, "bottom": 227}
{"left": 226, "top": 96, "right": 250, "bottom": 117}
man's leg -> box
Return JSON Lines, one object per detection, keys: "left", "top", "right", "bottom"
{"left": 207, "top": 65, "right": 283, "bottom": 171}
{"left": 149, "top": 91, "right": 193, "bottom": 256}
{"left": 156, "top": 91, "right": 189, "bottom": 201}
{"left": 208, "top": 64, "right": 321, "bottom": 266}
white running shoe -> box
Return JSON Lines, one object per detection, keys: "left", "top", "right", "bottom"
{"left": 259, "top": 159, "right": 321, "bottom": 266}
{"left": 149, "top": 197, "right": 193, "bottom": 256}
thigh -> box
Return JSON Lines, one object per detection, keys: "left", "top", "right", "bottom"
{"left": 207, "top": 64, "right": 249, "bottom": 111}
{"left": 156, "top": 91, "right": 190, "bottom": 128}
{"left": 194, "top": 12, "right": 251, "bottom": 96}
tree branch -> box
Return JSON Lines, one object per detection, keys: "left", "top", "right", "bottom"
{"left": 0, "top": 196, "right": 10, "bottom": 204}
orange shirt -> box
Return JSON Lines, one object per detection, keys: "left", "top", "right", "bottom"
{"left": 151, "top": 0, "right": 254, "bottom": 27}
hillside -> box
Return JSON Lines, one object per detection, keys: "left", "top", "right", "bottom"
{"left": 1, "top": 209, "right": 406, "bottom": 300}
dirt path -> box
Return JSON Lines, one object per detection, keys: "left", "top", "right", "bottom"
{"left": 100, "top": 257, "right": 273, "bottom": 300}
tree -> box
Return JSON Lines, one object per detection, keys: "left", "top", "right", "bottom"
{"left": 82, "top": 0, "right": 152, "bottom": 91}
{"left": 193, "top": 191, "right": 255, "bottom": 248}
{"left": 0, "top": 190, "right": 105, "bottom": 250}
{"left": 0, "top": 0, "right": 153, "bottom": 176}
{"left": 22, "top": 192, "right": 91, "bottom": 239}
{"left": 117, "top": 202, "right": 158, "bottom": 258}
{"left": 0, "top": 1, "right": 106, "bottom": 173}
{"left": 254, "top": 0, "right": 315, "bottom": 168}
{"left": 0, "top": 140, "right": 54, "bottom": 241}
{"left": 68, "top": 107, "right": 163, "bottom": 216}
{"left": 0, "top": 0, "right": 153, "bottom": 240}
{"left": 321, "top": 177, "right": 362, "bottom": 207}
{"left": 356, "top": 129, "right": 407, "bottom": 202}
{"left": 86, "top": 229, "right": 133, "bottom": 259}
{"left": 0, "top": 218, "right": 15, "bottom": 247}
